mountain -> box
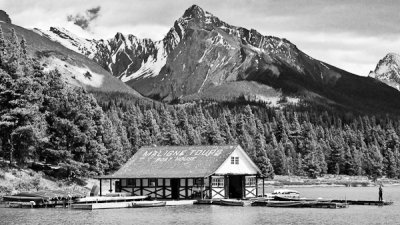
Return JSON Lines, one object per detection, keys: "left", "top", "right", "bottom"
{"left": 0, "top": 10, "right": 11, "bottom": 24}
{"left": 369, "top": 53, "right": 400, "bottom": 91}
{"left": 0, "top": 20, "right": 141, "bottom": 97}
{"left": 38, "top": 5, "right": 400, "bottom": 113}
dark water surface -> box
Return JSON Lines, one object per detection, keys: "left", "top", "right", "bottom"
{"left": 1, "top": 186, "right": 399, "bottom": 225}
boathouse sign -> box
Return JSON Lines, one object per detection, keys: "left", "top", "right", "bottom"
{"left": 141, "top": 149, "right": 224, "bottom": 162}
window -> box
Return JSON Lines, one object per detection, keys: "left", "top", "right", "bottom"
{"left": 212, "top": 177, "right": 224, "bottom": 187}
{"left": 142, "top": 179, "right": 148, "bottom": 187}
{"left": 158, "top": 179, "right": 163, "bottom": 186}
{"left": 246, "top": 177, "right": 256, "bottom": 186}
{"left": 194, "top": 178, "right": 203, "bottom": 186}
{"left": 135, "top": 179, "right": 141, "bottom": 187}
{"left": 149, "top": 178, "right": 156, "bottom": 187}
{"left": 231, "top": 156, "right": 239, "bottom": 164}
{"left": 165, "top": 179, "right": 170, "bottom": 186}
{"left": 235, "top": 157, "right": 239, "bottom": 164}
{"left": 127, "top": 179, "right": 135, "bottom": 187}
{"left": 180, "top": 179, "right": 186, "bottom": 186}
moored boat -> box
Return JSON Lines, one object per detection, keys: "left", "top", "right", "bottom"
{"left": 74, "top": 195, "right": 148, "bottom": 204}
{"left": 220, "top": 199, "right": 244, "bottom": 206}
{"left": 129, "top": 200, "right": 166, "bottom": 208}
{"left": 271, "top": 189, "right": 300, "bottom": 199}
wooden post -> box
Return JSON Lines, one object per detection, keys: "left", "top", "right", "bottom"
{"left": 109, "top": 179, "right": 112, "bottom": 193}
{"left": 99, "top": 179, "right": 102, "bottom": 196}
{"left": 163, "top": 179, "right": 166, "bottom": 198}
{"left": 185, "top": 178, "right": 188, "bottom": 199}
{"left": 224, "top": 175, "right": 229, "bottom": 199}
{"left": 155, "top": 179, "right": 158, "bottom": 200}
{"left": 255, "top": 176, "right": 258, "bottom": 197}
{"left": 200, "top": 178, "right": 204, "bottom": 199}
{"left": 209, "top": 176, "right": 212, "bottom": 199}
{"left": 262, "top": 177, "right": 265, "bottom": 197}
{"left": 140, "top": 179, "right": 143, "bottom": 196}
{"left": 242, "top": 176, "right": 245, "bottom": 199}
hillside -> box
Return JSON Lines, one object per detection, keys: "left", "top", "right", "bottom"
{"left": 0, "top": 21, "right": 141, "bottom": 96}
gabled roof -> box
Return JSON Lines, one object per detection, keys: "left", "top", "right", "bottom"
{"left": 100, "top": 145, "right": 258, "bottom": 179}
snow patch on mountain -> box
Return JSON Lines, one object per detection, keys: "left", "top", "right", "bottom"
{"left": 42, "top": 56, "right": 104, "bottom": 88}
{"left": 369, "top": 53, "right": 400, "bottom": 90}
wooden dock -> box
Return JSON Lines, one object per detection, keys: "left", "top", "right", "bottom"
{"left": 251, "top": 200, "right": 348, "bottom": 209}
{"left": 331, "top": 200, "right": 393, "bottom": 206}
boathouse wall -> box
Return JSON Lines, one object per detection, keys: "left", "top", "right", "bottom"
{"left": 99, "top": 145, "right": 262, "bottom": 200}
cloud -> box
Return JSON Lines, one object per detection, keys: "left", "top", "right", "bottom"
{"left": 67, "top": 6, "right": 101, "bottom": 30}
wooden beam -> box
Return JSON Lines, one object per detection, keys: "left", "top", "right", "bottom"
{"left": 262, "top": 177, "right": 265, "bottom": 197}
{"left": 224, "top": 175, "right": 229, "bottom": 199}
{"left": 163, "top": 179, "right": 166, "bottom": 198}
{"left": 109, "top": 179, "right": 112, "bottom": 193}
{"left": 200, "top": 178, "right": 204, "bottom": 199}
{"left": 140, "top": 179, "right": 143, "bottom": 196}
{"left": 185, "top": 178, "right": 188, "bottom": 199}
{"left": 255, "top": 176, "right": 258, "bottom": 197}
{"left": 99, "top": 179, "right": 102, "bottom": 196}
{"left": 209, "top": 176, "right": 212, "bottom": 199}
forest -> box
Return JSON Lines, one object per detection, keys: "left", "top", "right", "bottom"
{"left": 1, "top": 27, "right": 400, "bottom": 180}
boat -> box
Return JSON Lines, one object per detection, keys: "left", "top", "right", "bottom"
{"left": 72, "top": 201, "right": 135, "bottom": 210}
{"left": 129, "top": 200, "right": 166, "bottom": 208}
{"left": 74, "top": 195, "right": 148, "bottom": 204}
{"left": 271, "top": 189, "right": 300, "bottom": 199}
{"left": 220, "top": 199, "right": 244, "bottom": 206}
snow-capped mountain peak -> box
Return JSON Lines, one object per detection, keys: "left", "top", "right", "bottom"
{"left": 369, "top": 53, "right": 400, "bottom": 90}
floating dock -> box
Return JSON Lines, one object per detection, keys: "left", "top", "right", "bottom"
{"left": 331, "top": 200, "right": 393, "bottom": 206}
{"left": 251, "top": 200, "right": 348, "bottom": 209}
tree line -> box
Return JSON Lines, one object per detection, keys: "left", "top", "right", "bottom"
{"left": 0, "top": 26, "right": 128, "bottom": 178}
{"left": 1, "top": 26, "right": 400, "bottom": 180}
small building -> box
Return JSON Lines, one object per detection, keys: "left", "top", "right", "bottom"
{"left": 99, "top": 145, "right": 264, "bottom": 199}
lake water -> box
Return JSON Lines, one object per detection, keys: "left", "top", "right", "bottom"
{"left": 1, "top": 186, "right": 399, "bottom": 225}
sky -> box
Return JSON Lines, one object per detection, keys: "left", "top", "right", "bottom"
{"left": 1, "top": 0, "right": 399, "bottom": 76}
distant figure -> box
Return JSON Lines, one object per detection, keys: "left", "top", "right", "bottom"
{"left": 378, "top": 185, "right": 383, "bottom": 202}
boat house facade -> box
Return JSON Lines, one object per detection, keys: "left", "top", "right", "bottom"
{"left": 99, "top": 145, "right": 263, "bottom": 199}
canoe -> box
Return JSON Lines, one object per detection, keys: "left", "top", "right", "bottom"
{"left": 129, "top": 201, "right": 166, "bottom": 208}
{"left": 220, "top": 199, "right": 244, "bottom": 206}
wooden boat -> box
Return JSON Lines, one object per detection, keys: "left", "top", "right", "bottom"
{"left": 74, "top": 195, "right": 147, "bottom": 204}
{"left": 271, "top": 189, "right": 300, "bottom": 199}
{"left": 220, "top": 199, "right": 244, "bottom": 206}
{"left": 72, "top": 201, "right": 134, "bottom": 210}
{"left": 129, "top": 200, "right": 166, "bottom": 208}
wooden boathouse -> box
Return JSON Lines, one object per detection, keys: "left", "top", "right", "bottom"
{"left": 99, "top": 145, "right": 263, "bottom": 200}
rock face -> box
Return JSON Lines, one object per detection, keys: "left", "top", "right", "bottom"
{"left": 37, "top": 5, "right": 400, "bottom": 113}
{"left": 369, "top": 53, "right": 400, "bottom": 91}
{"left": 0, "top": 10, "right": 11, "bottom": 24}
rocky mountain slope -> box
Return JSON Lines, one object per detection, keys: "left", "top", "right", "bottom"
{"left": 369, "top": 53, "right": 400, "bottom": 91}
{"left": 36, "top": 5, "right": 400, "bottom": 113}
{"left": 0, "top": 20, "right": 141, "bottom": 97}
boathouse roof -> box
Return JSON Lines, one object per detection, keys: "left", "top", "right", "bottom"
{"left": 100, "top": 145, "right": 260, "bottom": 179}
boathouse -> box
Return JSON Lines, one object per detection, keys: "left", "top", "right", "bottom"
{"left": 99, "top": 145, "right": 263, "bottom": 199}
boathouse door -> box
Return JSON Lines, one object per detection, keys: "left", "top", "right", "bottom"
{"left": 228, "top": 175, "right": 243, "bottom": 199}
{"left": 171, "top": 179, "right": 180, "bottom": 199}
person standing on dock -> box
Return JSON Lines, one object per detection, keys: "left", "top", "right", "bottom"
{"left": 378, "top": 185, "right": 383, "bottom": 202}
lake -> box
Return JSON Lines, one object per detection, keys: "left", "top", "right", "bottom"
{"left": 1, "top": 186, "right": 399, "bottom": 225}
